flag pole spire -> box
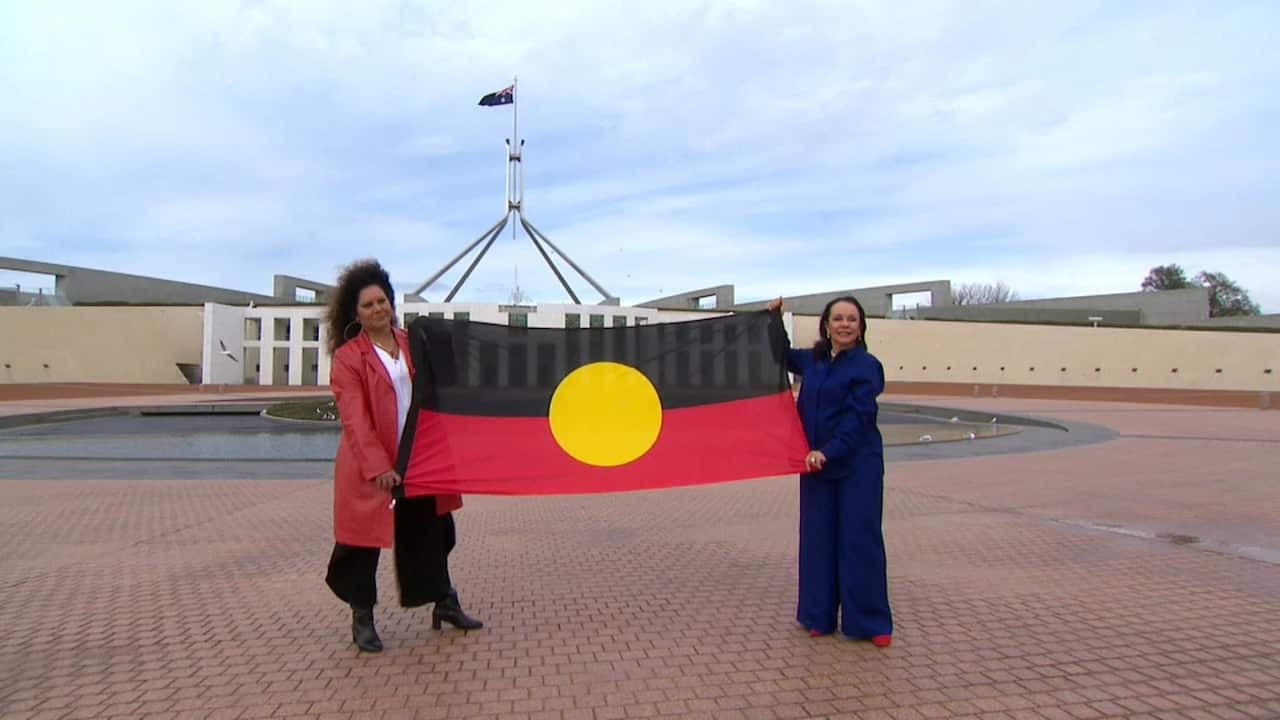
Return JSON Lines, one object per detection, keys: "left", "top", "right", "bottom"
{"left": 411, "top": 79, "right": 618, "bottom": 304}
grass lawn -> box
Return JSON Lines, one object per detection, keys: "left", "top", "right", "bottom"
{"left": 264, "top": 399, "right": 339, "bottom": 423}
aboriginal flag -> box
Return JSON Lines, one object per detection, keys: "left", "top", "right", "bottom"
{"left": 397, "top": 311, "right": 807, "bottom": 495}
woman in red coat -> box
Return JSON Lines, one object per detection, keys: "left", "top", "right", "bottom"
{"left": 323, "top": 259, "right": 482, "bottom": 653}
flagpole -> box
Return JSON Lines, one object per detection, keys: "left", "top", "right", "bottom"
{"left": 415, "top": 78, "right": 617, "bottom": 304}
{"left": 504, "top": 138, "right": 511, "bottom": 214}
{"left": 506, "top": 76, "right": 512, "bottom": 170}
{"left": 504, "top": 77, "right": 514, "bottom": 242}
{"left": 504, "top": 77, "right": 514, "bottom": 215}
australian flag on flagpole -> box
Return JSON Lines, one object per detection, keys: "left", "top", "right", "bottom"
{"left": 478, "top": 85, "right": 514, "bottom": 107}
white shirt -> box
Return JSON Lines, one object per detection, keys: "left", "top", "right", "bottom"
{"left": 372, "top": 343, "right": 412, "bottom": 442}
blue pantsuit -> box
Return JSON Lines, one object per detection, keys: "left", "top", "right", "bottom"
{"left": 785, "top": 343, "right": 893, "bottom": 638}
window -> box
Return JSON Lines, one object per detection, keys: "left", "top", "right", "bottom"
{"left": 272, "top": 347, "right": 289, "bottom": 385}
{"left": 273, "top": 318, "right": 290, "bottom": 342}
{"left": 565, "top": 313, "right": 581, "bottom": 329}
{"left": 303, "top": 318, "right": 319, "bottom": 342}
{"left": 427, "top": 311, "right": 444, "bottom": 319}
{"left": 508, "top": 313, "right": 528, "bottom": 328}
{"left": 589, "top": 314, "right": 604, "bottom": 328}
{"left": 635, "top": 317, "right": 648, "bottom": 325}
{"left": 242, "top": 346, "right": 261, "bottom": 384}
{"left": 244, "top": 318, "right": 261, "bottom": 341}
{"left": 612, "top": 315, "right": 627, "bottom": 327}
{"left": 453, "top": 311, "right": 470, "bottom": 321}
{"left": 302, "top": 347, "right": 319, "bottom": 385}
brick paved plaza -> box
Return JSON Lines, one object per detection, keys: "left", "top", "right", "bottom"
{"left": 1, "top": 389, "right": 1278, "bottom": 719}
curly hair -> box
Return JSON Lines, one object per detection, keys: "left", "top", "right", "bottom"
{"left": 325, "top": 259, "right": 395, "bottom": 355}
{"left": 812, "top": 295, "right": 869, "bottom": 359}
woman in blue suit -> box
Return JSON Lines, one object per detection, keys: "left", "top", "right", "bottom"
{"left": 769, "top": 295, "right": 892, "bottom": 646}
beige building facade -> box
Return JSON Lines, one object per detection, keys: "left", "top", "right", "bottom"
{"left": 793, "top": 315, "right": 1276, "bottom": 393}
{"left": 2, "top": 304, "right": 1276, "bottom": 393}
{"left": 0, "top": 306, "right": 202, "bottom": 384}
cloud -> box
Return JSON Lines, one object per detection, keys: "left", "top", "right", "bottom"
{"left": 1, "top": 0, "right": 1276, "bottom": 311}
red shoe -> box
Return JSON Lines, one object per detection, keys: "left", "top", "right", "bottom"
{"left": 871, "top": 635, "right": 892, "bottom": 647}
{"left": 808, "top": 629, "right": 826, "bottom": 637}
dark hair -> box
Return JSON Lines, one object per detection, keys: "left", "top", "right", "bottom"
{"left": 325, "top": 259, "right": 395, "bottom": 355}
{"left": 812, "top": 295, "right": 869, "bottom": 359}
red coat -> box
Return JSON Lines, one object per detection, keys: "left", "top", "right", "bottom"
{"left": 330, "top": 329, "right": 463, "bottom": 548}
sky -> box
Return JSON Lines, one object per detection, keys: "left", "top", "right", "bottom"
{"left": 1, "top": 1, "right": 1277, "bottom": 310}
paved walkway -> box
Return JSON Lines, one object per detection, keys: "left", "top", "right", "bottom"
{"left": 1, "top": 391, "right": 1278, "bottom": 719}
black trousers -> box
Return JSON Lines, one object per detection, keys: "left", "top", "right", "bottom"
{"left": 325, "top": 496, "right": 457, "bottom": 608}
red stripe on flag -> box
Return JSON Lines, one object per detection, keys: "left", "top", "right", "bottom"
{"left": 402, "top": 391, "right": 807, "bottom": 496}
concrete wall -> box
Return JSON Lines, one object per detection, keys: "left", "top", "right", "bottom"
{"left": 1192, "top": 314, "right": 1280, "bottom": 329}
{"left": 272, "top": 275, "right": 334, "bottom": 304}
{"left": 732, "top": 280, "right": 954, "bottom": 317}
{"left": 1, "top": 256, "right": 278, "bottom": 306}
{"left": 201, "top": 302, "right": 246, "bottom": 385}
{"left": 790, "top": 315, "right": 1279, "bottom": 392}
{"left": 0, "top": 306, "right": 202, "bottom": 383}
{"left": 724, "top": 284, "right": 1206, "bottom": 327}
{"left": 941, "top": 288, "right": 1210, "bottom": 326}
{"left": 0, "top": 287, "right": 70, "bottom": 307}
{"left": 916, "top": 306, "right": 1142, "bottom": 325}
{"left": 637, "top": 285, "right": 736, "bottom": 311}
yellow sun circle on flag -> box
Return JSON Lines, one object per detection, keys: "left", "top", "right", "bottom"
{"left": 548, "top": 361, "right": 662, "bottom": 467}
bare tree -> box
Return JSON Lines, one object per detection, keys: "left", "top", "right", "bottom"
{"left": 952, "top": 282, "right": 1020, "bottom": 306}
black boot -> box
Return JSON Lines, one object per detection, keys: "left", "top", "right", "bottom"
{"left": 431, "top": 588, "right": 483, "bottom": 630}
{"left": 351, "top": 605, "right": 383, "bottom": 652}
